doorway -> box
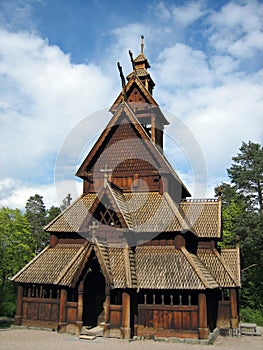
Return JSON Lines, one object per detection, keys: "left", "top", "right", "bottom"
{"left": 83, "top": 254, "right": 106, "bottom": 328}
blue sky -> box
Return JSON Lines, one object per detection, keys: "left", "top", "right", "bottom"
{"left": 0, "top": 0, "right": 262, "bottom": 209}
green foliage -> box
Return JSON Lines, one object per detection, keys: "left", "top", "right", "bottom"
{"left": 227, "top": 141, "right": 263, "bottom": 212}
{"left": 0, "top": 207, "right": 35, "bottom": 316}
{"left": 25, "top": 194, "right": 48, "bottom": 253}
{"left": 217, "top": 141, "right": 263, "bottom": 313}
{"left": 46, "top": 205, "right": 61, "bottom": 223}
{"left": 0, "top": 281, "right": 17, "bottom": 316}
{"left": 240, "top": 307, "right": 263, "bottom": 326}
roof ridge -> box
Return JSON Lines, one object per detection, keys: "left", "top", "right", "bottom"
{"left": 212, "top": 248, "right": 238, "bottom": 286}
{"left": 163, "top": 192, "right": 191, "bottom": 231}
{"left": 54, "top": 241, "right": 90, "bottom": 285}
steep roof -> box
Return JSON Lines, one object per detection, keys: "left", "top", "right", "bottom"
{"left": 135, "top": 246, "right": 218, "bottom": 290}
{"left": 45, "top": 188, "right": 192, "bottom": 235}
{"left": 180, "top": 198, "right": 222, "bottom": 238}
{"left": 76, "top": 101, "right": 190, "bottom": 196}
{"left": 197, "top": 247, "right": 240, "bottom": 287}
{"left": 11, "top": 243, "right": 91, "bottom": 287}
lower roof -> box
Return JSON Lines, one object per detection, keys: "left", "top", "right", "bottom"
{"left": 12, "top": 241, "right": 239, "bottom": 290}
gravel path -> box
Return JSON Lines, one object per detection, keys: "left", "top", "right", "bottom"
{"left": 0, "top": 329, "right": 262, "bottom": 350}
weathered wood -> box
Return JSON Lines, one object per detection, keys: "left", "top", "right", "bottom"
{"left": 121, "top": 291, "right": 131, "bottom": 339}
{"left": 103, "top": 293, "right": 110, "bottom": 337}
{"left": 58, "top": 288, "right": 67, "bottom": 332}
{"left": 198, "top": 293, "right": 209, "bottom": 339}
{"left": 14, "top": 285, "right": 23, "bottom": 325}
{"left": 230, "top": 288, "right": 238, "bottom": 328}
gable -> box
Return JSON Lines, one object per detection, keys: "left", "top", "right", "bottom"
{"left": 76, "top": 102, "right": 172, "bottom": 179}
{"left": 110, "top": 75, "right": 159, "bottom": 113}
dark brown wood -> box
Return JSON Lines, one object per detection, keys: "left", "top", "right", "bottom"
{"left": 121, "top": 291, "right": 131, "bottom": 339}
{"left": 103, "top": 292, "right": 110, "bottom": 337}
{"left": 58, "top": 288, "right": 67, "bottom": 332}
{"left": 230, "top": 288, "right": 238, "bottom": 328}
{"left": 198, "top": 293, "right": 209, "bottom": 339}
{"left": 14, "top": 285, "right": 23, "bottom": 325}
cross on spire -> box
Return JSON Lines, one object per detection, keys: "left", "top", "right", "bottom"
{"left": 100, "top": 164, "right": 112, "bottom": 188}
{"left": 66, "top": 193, "right": 72, "bottom": 205}
{"left": 88, "top": 221, "right": 99, "bottom": 242}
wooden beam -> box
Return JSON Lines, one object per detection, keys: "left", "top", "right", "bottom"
{"left": 198, "top": 292, "right": 209, "bottom": 339}
{"left": 76, "top": 281, "right": 84, "bottom": 334}
{"left": 121, "top": 291, "right": 131, "bottom": 339}
{"left": 230, "top": 288, "right": 239, "bottom": 328}
{"left": 103, "top": 290, "right": 111, "bottom": 337}
{"left": 14, "top": 285, "right": 23, "bottom": 325}
{"left": 58, "top": 288, "right": 67, "bottom": 332}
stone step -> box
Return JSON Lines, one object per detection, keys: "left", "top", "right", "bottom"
{"left": 240, "top": 323, "right": 261, "bottom": 336}
{"left": 81, "top": 325, "right": 103, "bottom": 337}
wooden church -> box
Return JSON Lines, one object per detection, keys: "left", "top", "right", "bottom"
{"left": 12, "top": 38, "right": 241, "bottom": 340}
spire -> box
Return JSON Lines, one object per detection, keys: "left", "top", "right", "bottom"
{"left": 141, "top": 35, "right": 144, "bottom": 54}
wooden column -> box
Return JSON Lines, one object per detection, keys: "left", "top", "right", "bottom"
{"left": 103, "top": 289, "right": 111, "bottom": 337}
{"left": 58, "top": 288, "right": 67, "bottom": 332}
{"left": 198, "top": 292, "right": 209, "bottom": 339}
{"left": 121, "top": 291, "right": 131, "bottom": 339}
{"left": 14, "top": 285, "right": 23, "bottom": 325}
{"left": 76, "top": 281, "right": 84, "bottom": 334}
{"left": 230, "top": 288, "right": 239, "bottom": 328}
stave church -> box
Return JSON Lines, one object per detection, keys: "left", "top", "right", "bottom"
{"left": 12, "top": 38, "right": 241, "bottom": 340}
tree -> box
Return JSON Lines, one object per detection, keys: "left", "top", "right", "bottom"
{"left": 0, "top": 207, "right": 35, "bottom": 315}
{"left": 25, "top": 194, "right": 47, "bottom": 253}
{"left": 227, "top": 141, "right": 263, "bottom": 214}
{"left": 46, "top": 205, "right": 61, "bottom": 223}
{"left": 216, "top": 141, "right": 263, "bottom": 316}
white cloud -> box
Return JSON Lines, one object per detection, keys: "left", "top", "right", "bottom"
{"left": 171, "top": 1, "right": 208, "bottom": 27}
{"left": 0, "top": 29, "right": 116, "bottom": 182}
{"left": 154, "top": 44, "right": 212, "bottom": 89}
{"left": 208, "top": 0, "right": 263, "bottom": 58}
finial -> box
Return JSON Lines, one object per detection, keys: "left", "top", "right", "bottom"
{"left": 141, "top": 35, "right": 144, "bottom": 54}
{"left": 117, "top": 62, "right": 127, "bottom": 101}
{"left": 129, "top": 50, "right": 136, "bottom": 71}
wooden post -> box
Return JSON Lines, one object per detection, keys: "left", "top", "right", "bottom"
{"left": 76, "top": 281, "right": 84, "bottom": 334}
{"left": 103, "top": 289, "right": 111, "bottom": 337}
{"left": 58, "top": 288, "right": 67, "bottom": 332}
{"left": 230, "top": 288, "right": 239, "bottom": 328}
{"left": 121, "top": 291, "right": 131, "bottom": 339}
{"left": 198, "top": 292, "right": 209, "bottom": 339}
{"left": 14, "top": 285, "right": 23, "bottom": 325}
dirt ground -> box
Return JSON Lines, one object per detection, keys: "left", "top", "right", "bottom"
{"left": 0, "top": 329, "right": 262, "bottom": 350}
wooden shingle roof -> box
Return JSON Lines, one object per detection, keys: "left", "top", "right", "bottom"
{"left": 197, "top": 248, "right": 240, "bottom": 287}
{"left": 12, "top": 241, "right": 238, "bottom": 290}
{"left": 180, "top": 198, "right": 222, "bottom": 238}
{"left": 135, "top": 246, "right": 218, "bottom": 290}
{"left": 11, "top": 243, "right": 91, "bottom": 287}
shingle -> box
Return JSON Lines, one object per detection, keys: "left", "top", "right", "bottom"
{"left": 45, "top": 194, "right": 96, "bottom": 232}
{"left": 12, "top": 243, "right": 91, "bottom": 287}
{"left": 135, "top": 246, "right": 218, "bottom": 290}
{"left": 197, "top": 248, "right": 239, "bottom": 287}
{"left": 180, "top": 199, "right": 221, "bottom": 238}
{"left": 221, "top": 248, "right": 241, "bottom": 287}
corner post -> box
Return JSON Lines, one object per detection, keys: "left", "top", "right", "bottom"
{"left": 121, "top": 290, "right": 131, "bottom": 339}
{"left": 198, "top": 292, "right": 209, "bottom": 339}
{"left": 230, "top": 288, "right": 239, "bottom": 329}
{"left": 58, "top": 288, "right": 67, "bottom": 332}
{"left": 103, "top": 288, "right": 111, "bottom": 337}
{"left": 14, "top": 285, "right": 23, "bottom": 325}
{"left": 76, "top": 281, "right": 84, "bottom": 334}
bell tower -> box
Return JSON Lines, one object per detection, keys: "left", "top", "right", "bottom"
{"left": 111, "top": 36, "right": 169, "bottom": 152}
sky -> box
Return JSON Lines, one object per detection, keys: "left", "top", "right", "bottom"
{"left": 0, "top": 0, "right": 262, "bottom": 210}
